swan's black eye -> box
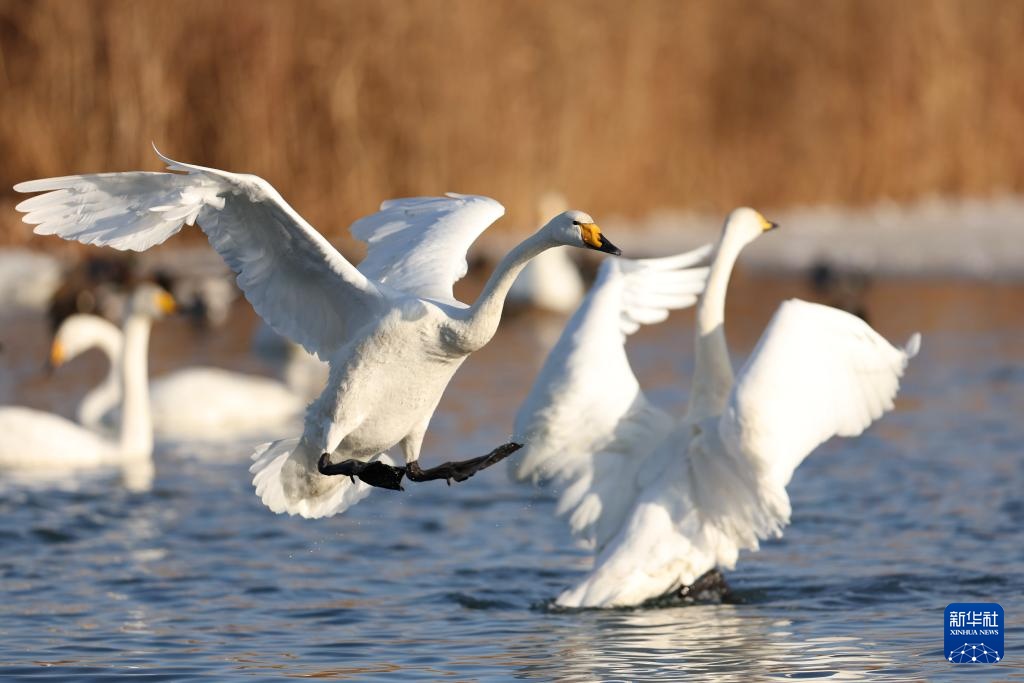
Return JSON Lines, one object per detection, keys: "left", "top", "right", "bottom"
{"left": 572, "top": 220, "right": 580, "bottom": 226}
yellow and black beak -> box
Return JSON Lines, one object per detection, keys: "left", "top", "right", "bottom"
{"left": 760, "top": 215, "right": 779, "bottom": 232}
{"left": 581, "top": 223, "right": 622, "bottom": 256}
{"left": 44, "top": 340, "right": 65, "bottom": 375}
{"left": 155, "top": 291, "right": 177, "bottom": 315}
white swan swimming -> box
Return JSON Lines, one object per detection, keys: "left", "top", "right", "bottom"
{"left": 52, "top": 314, "right": 306, "bottom": 441}
{"left": 512, "top": 208, "right": 921, "bottom": 607}
{"left": 508, "top": 193, "right": 586, "bottom": 314}
{"left": 147, "top": 367, "right": 305, "bottom": 442}
{"left": 0, "top": 285, "right": 172, "bottom": 474}
{"left": 50, "top": 314, "right": 124, "bottom": 431}
{"left": 250, "top": 320, "right": 330, "bottom": 401}
{"left": 15, "top": 146, "right": 622, "bottom": 518}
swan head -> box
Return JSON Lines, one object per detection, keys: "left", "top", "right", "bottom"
{"left": 545, "top": 210, "right": 621, "bottom": 255}
{"left": 127, "top": 283, "right": 177, "bottom": 319}
{"left": 722, "top": 207, "right": 778, "bottom": 247}
{"left": 49, "top": 314, "right": 122, "bottom": 370}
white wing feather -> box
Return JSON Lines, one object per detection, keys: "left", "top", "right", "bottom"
{"left": 512, "top": 246, "right": 711, "bottom": 548}
{"left": 719, "top": 298, "right": 920, "bottom": 490}
{"left": 557, "top": 299, "right": 920, "bottom": 607}
{"left": 15, "top": 148, "right": 387, "bottom": 358}
{"left": 351, "top": 193, "right": 505, "bottom": 303}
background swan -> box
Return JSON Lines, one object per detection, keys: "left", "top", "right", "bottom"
{"left": 52, "top": 313, "right": 306, "bottom": 441}
{"left": 0, "top": 285, "right": 172, "bottom": 475}
{"left": 147, "top": 367, "right": 305, "bottom": 441}
{"left": 250, "top": 320, "right": 329, "bottom": 401}
{"left": 16, "top": 147, "right": 621, "bottom": 519}
{"left": 0, "top": 249, "right": 63, "bottom": 312}
{"left": 508, "top": 192, "right": 586, "bottom": 314}
{"left": 512, "top": 208, "right": 920, "bottom": 607}
{"left": 49, "top": 314, "right": 124, "bottom": 432}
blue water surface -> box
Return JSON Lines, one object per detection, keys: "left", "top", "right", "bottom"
{"left": 0, "top": 276, "right": 1021, "bottom": 681}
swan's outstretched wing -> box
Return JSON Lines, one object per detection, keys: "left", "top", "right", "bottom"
{"left": 512, "top": 247, "right": 711, "bottom": 548}
{"left": 719, "top": 298, "right": 920, "bottom": 491}
{"left": 16, "top": 149, "right": 386, "bottom": 358}
{"left": 350, "top": 193, "right": 505, "bottom": 303}
{"left": 557, "top": 299, "right": 920, "bottom": 608}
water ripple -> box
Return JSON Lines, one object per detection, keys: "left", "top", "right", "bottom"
{"left": 1, "top": 293, "right": 1022, "bottom": 680}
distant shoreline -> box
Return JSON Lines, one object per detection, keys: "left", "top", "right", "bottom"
{"left": 601, "top": 196, "right": 1024, "bottom": 280}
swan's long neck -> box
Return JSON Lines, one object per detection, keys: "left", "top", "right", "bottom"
{"left": 118, "top": 313, "right": 153, "bottom": 460}
{"left": 77, "top": 333, "right": 123, "bottom": 430}
{"left": 687, "top": 229, "right": 745, "bottom": 422}
{"left": 456, "top": 231, "right": 553, "bottom": 351}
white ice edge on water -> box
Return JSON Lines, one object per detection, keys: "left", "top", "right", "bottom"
{"left": 609, "top": 195, "right": 1024, "bottom": 278}
{"left": 485, "top": 195, "right": 1024, "bottom": 279}
{"left": 6, "top": 194, "right": 1023, "bottom": 279}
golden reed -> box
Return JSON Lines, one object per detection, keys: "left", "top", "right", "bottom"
{"left": 1, "top": 0, "right": 1022, "bottom": 245}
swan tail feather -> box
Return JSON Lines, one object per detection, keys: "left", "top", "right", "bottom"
{"left": 250, "top": 438, "right": 379, "bottom": 519}
{"left": 904, "top": 332, "right": 922, "bottom": 359}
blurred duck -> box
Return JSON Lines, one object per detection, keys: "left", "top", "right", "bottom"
{"left": 508, "top": 193, "right": 586, "bottom": 314}
{"left": 139, "top": 246, "right": 239, "bottom": 329}
{"left": 512, "top": 208, "right": 920, "bottom": 608}
{"left": 0, "top": 285, "right": 172, "bottom": 473}
{"left": 46, "top": 254, "right": 135, "bottom": 332}
{"left": 51, "top": 315, "right": 306, "bottom": 442}
{"left": 808, "top": 259, "right": 872, "bottom": 322}
{"left": 47, "top": 251, "right": 238, "bottom": 333}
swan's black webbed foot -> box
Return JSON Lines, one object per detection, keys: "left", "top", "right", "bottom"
{"left": 679, "top": 568, "right": 733, "bottom": 603}
{"left": 406, "top": 442, "right": 523, "bottom": 485}
{"left": 316, "top": 442, "right": 523, "bottom": 490}
{"left": 317, "top": 454, "right": 406, "bottom": 491}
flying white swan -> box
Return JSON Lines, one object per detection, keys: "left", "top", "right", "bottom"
{"left": 508, "top": 192, "right": 586, "bottom": 314}
{"left": 0, "top": 285, "right": 172, "bottom": 473}
{"left": 512, "top": 208, "right": 921, "bottom": 608}
{"left": 15, "top": 146, "right": 621, "bottom": 518}
{"left": 51, "top": 314, "right": 306, "bottom": 441}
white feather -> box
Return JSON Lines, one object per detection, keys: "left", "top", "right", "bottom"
{"left": 250, "top": 438, "right": 380, "bottom": 518}
{"left": 720, "top": 299, "right": 920, "bottom": 490}
{"left": 514, "top": 208, "right": 919, "bottom": 607}
{"left": 16, "top": 147, "right": 386, "bottom": 359}
{"left": 351, "top": 193, "right": 504, "bottom": 304}
{"left": 18, "top": 149, "right": 623, "bottom": 518}
{"left": 512, "top": 246, "right": 711, "bottom": 549}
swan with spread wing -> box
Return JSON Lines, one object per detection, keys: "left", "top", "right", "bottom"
{"left": 512, "top": 208, "right": 920, "bottom": 607}
{"left": 15, "top": 147, "right": 621, "bottom": 518}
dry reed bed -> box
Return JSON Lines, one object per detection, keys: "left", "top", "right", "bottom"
{"left": 1, "top": 0, "right": 1022, "bottom": 246}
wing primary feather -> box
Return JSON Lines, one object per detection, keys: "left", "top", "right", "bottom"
{"left": 16, "top": 148, "right": 387, "bottom": 357}
{"left": 350, "top": 194, "right": 505, "bottom": 303}
{"left": 513, "top": 247, "right": 710, "bottom": 550}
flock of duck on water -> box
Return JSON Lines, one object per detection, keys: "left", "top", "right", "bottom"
{"left": 1, "top": 147, "right": 919, "bottom": 608}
